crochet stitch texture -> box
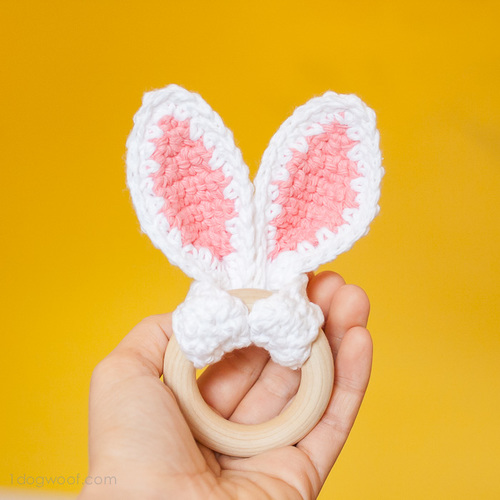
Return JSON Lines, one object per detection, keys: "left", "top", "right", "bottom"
{"left": 127, "top": 85, "right": 383, "bottom": 369}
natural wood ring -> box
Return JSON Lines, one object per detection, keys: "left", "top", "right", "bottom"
{"left": 163, "top": 289, "right": 334, "bottom": 457}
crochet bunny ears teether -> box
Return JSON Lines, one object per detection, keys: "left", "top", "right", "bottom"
{"left": 126, "top": 85, "right": 382, "bottom": 456}
{"left": 127, "top": 85, "right": 382, "bottom": 367}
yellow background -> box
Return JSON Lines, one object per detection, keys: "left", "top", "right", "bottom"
{"left": 1, "top": 1, "right": 499, "bottom": 498}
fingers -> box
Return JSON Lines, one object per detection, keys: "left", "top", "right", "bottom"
{"left": 324, "top": 284, "right": 370, "bottom": 358}
{"left": 307, "top": 271, "right": 346, "bottom": 320}
{"left": 99, "top": 313, "right": 173, "bottom": 379}
{"left": 296, "top": 326, "right": 373, "bottom": 484}
{"left": 198, "top": 272, "right": 343, "bottom": 421}
{"left": 295, "top": 279, "right": 371, "bottom": 483}
{"left": 228, "top": 360, "right": 300, "bottom": 424}
{"left": 197, "top": 346, "right": 270, "bottom": 418}
{"left": 198, "top": 272, "right": 368, "bottom": 425}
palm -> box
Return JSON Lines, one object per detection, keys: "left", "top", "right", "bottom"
{"left": 81, "top": 272, "right": 372, "bottom": 499}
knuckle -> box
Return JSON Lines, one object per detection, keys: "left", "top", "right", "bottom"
{"left": 136, "top": 313, "right": 172, "bottom": 339}
{"left": 91, "top": 352, "right": 133, "bottom": 384}
{"left": 137, "top": 315, "right": 162, "bottom": 330}
{"left": 263, "top": 368, "right": 299, "bottom": 400}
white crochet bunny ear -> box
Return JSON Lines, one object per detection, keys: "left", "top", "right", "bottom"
{"left": 126, "top": 85, "right": 255, "bottom": 289}
{"left": 253, "top": 92, "right": 382, "bottom": 289}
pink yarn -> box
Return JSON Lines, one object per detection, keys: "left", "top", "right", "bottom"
{"left": 149, "top": 116, "right": 236, "bottom": 260}
{"left": 269, "top": 121, "right": 360, "bottom": 259}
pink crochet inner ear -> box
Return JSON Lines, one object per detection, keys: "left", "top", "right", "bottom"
{"left": 149, "top": 115, "right": 236, "bottom": 260}
{"left": 269, "top": 121, "right": 361, "bottom": 259}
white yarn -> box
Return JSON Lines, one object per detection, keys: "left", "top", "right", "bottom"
{"left": 172, "top": 281, "right": 250, "bottom": 368}
{"left": 173, "top": 275, "right": 323, "bottom": 369}
{"left": 127, "top": 85, "right": 383, "bottom": 368}
{"left": 253, "top": 93, "right": 383, "bottom": 288}
{"left": 127, "top": 85, "right": 256, "bottom": 290}
{"left": 249, "top": 275, "right": 323, "bottom": 369}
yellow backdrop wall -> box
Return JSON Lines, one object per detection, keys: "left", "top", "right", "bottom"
{"left": 1, "top": 1, "right": 499, "bottom": 498}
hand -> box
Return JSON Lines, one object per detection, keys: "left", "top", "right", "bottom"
{"left": 79, "top": 271, "right": 372, "bottom": 499}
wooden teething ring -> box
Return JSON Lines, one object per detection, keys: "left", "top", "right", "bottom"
{"left": 163, "top": 289, "right": 334, "bottom": 457}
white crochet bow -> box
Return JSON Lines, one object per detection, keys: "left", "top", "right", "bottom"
{"left": 173, "top": 276, "right": 323, "bottom": 369}
{"left": 127, "top": 85, "right": 383, "bottom": 369}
